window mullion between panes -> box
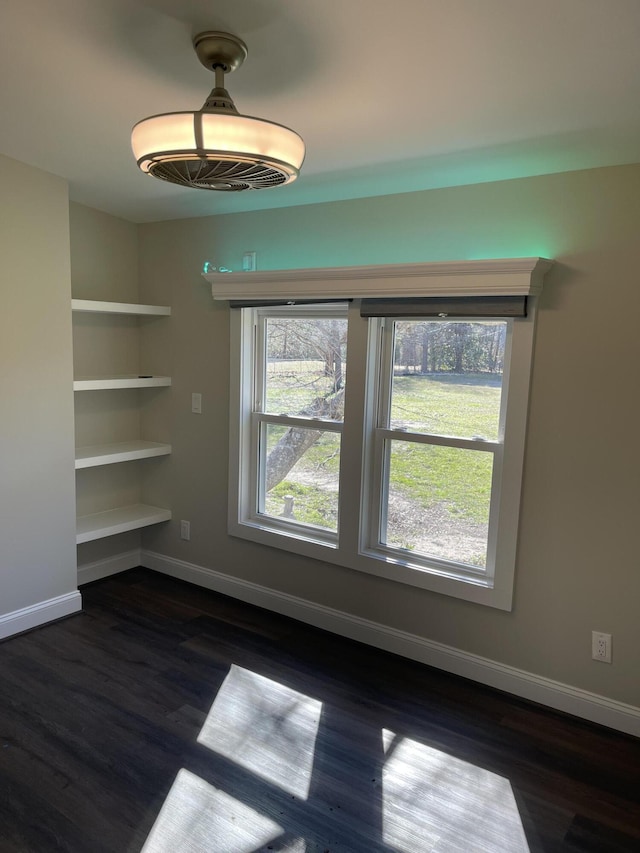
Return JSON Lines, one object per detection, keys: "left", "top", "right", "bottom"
{"left": 335, "top": 302, "right": 371, "bottom": 556}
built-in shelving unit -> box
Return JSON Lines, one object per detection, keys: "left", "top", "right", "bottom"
{"left": 72, "top": 299, "right": 172, "bottom": 544}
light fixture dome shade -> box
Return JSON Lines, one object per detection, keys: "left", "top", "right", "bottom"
{"left": 132, "top": 111, "right": 305, "bottom": 191}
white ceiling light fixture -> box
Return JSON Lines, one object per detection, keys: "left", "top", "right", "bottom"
{"left": 131, "top": 31, "right": 305, "bottom": 192}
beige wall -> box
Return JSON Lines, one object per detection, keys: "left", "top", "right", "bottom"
{"left": 0, "top": 155, "right": 77, "bottom": 613}
{"left": 137, "top": 164, "right": 640, "bottom": 707}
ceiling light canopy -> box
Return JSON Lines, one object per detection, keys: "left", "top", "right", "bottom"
{"left": 131, "top": 31, "right": 305, "bottom": 192}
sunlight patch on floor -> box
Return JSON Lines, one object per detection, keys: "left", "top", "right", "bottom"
{"left": 141, "top": 769, "right": 286, "bottom": 853}
{"left": 197, "top": 664, "right": 322, "bottom": 799}
{"left": 142, "top": 672, "right": 532, "bottom": 852}
{"left": 381, "top": 729, "right": 530, "bottom": 853}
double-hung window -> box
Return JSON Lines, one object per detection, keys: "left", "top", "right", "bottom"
{"left": 224, "top": 259, "right": 551, "bottom": 610}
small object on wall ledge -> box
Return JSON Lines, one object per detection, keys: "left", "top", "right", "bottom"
{"left": 202, "top": 261, "right": 233, "bottom": 273}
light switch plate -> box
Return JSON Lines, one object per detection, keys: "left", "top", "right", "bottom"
{"left": 242, "top": 251, "right": 257, "bottom": 271}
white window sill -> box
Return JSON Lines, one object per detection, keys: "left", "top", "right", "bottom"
{"left": 230, "top": 519, "right": 517, "bottom": 610}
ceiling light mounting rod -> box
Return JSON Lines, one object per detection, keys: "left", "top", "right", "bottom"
{"left": 131, "top": 30, "right": 305, "bottom": 192}
{"left": 196, "top": 31, "right": 247, "bottom": 116}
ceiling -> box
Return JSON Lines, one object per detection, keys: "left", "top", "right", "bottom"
{"left": 2, "top": 0, "right": 640, "bottom": 223}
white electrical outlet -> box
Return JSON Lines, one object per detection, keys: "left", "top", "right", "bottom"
{"left": 592, "top": 630, "right": 612, "bottom": 663}
{"left": 180, "top": 520, "right": 191, "bottom": 541}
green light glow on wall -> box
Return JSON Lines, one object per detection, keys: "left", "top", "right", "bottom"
{"left": 207, "top": 179, "right": 559, "bottom": 273}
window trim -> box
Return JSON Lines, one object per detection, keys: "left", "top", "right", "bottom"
{"left": 225, "top": 259, "right": 552, "bottom": 611}
{"left": 208, "top": 258, "right": 552, "bottom": 301}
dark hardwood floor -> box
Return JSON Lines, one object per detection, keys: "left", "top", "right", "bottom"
{"left": 0, "top": 569, "right": 638, "bottom": 852}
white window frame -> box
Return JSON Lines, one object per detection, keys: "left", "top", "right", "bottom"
{"left": 220, "top": 259, "right": 552, "bottom": 611}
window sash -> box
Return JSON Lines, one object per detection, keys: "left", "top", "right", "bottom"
{"left": 254, "top": 413, "right": 343, "bottom": 529}
{"left": 248, "top": 307, "right": 347, "bottom": 544}
{"left": 362, "top": 316, "right": 511, "bottom": 581}
{"left": 255, "top": 419, "right": 342, "bottom": 541}
{"left": 366, "top": 433, "right": 502, "bottom": 580}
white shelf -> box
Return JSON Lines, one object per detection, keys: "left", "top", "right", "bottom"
{"left": 72, "top": 299, "right": 171, "bottom": 316}
{"left": 74, "top": 375, "right": 172, "bottom": 390}
{"left": 75, "top": 440, "right": 172, "bottom": 469}
{"left": 76, "top": 504, "right": 172, "bottom": 544}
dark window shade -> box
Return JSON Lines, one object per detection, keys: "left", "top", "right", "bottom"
{"left": 230, "top": 298, "right": 351, "bottom": 309}
{"left": 360, "top": 296, "right": 527, "bottom": 318}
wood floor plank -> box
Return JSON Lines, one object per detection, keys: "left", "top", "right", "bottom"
{"left": 1, "top": 568, "right": 638, "bottom": 852}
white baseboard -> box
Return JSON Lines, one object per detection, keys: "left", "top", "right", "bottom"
{"left": 142, "top": 549, "right": 640, "bottom": 738}
{"left": 78, "top": 549, "right": 141, "bottom": 585}
{"left": 0, "top": 590, "right": 82, "bottom": 641}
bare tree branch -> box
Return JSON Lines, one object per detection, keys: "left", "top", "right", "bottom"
{"left": 265, "top": 389, "right": 344, "bottom": 492}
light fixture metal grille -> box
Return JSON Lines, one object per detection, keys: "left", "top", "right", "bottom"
{"left": 147, "top": 156, "right": 293, "bottom": 191}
